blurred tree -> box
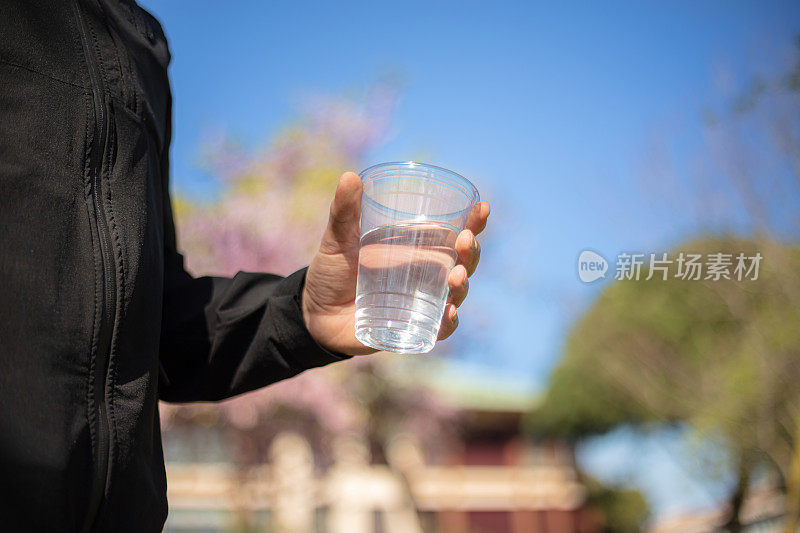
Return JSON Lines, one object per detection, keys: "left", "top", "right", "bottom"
{"left": 583, "top": 476, "right": 649, "bottom": 533}
{"left": 531, "top": 237, "right": 800, "bottom": 530}
{"left": 531, "top": 36, "right": 800, "bottom": 531}
{"left": 174, "top": 81, "right": 399, "bottom": 277}
{"left": 682, "top": 34, "right": 800, "bottom": 533}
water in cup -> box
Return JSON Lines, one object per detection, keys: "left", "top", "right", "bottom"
{"left": 354, "top": 161, "right": 479, "bottom": 354}
{"left": 355, "top": 222, "right": 458, "bottom": 353}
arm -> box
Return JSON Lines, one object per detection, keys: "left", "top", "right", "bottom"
{"left": 156, "top": 109, "right": 489, "bottom": 403}
{"left": 157, "top": 170, "right": 489, "bottom": 402}
{"left": 157, "top": 122, "right": 348, "bottom": 403}
{"left": 158, "top": 246, "right": 349, "bottom": 402}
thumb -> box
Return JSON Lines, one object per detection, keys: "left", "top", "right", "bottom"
{"left": 320, "top": 171, "right": 362, "bottom": 254}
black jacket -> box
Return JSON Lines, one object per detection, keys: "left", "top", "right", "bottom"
{"left": 0, "top": 1, "right": 347, "bottom": 530}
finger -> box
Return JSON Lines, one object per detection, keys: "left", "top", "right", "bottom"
{"left": 437, "top": 303, "right": 459, "bottom": 340}
{"left": 447, "top": 264, "right": 469, "bottom": 307}
{"left": 455, "top": 229, "right": 481, "bottom": 277}
{"left": 465, "top": 201, "right": 490, "bottom": 236}
{"left": 320, "top": 171, "right": 362, "bottom": 254}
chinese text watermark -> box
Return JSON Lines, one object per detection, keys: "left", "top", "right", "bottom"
{"left": 578, "top": 250, "right": 762, "bottom": 283}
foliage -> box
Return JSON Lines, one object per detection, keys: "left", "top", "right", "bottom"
{"left": 530, "top": 236, "right": 800, "bottom": 529}
{"left": 532, "top": 237, "right": 800, "bottom": 462}
{"left": 584, "top": 476, "right": 650, "bottom": 533}
{"left": 531, "top": 35, "right": 800, "bottom": 529}
{"left": 175, "top": 82, "right": 398, "bottom": 277}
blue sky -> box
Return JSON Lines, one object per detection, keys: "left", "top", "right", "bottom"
{"left": 140, "top": 0, "right": 799, "bottom": 517}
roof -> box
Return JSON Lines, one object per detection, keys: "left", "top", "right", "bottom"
{"left": 388, "top": 356, "right": 541, "bottom": 413}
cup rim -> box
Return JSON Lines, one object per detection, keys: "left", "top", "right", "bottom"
{"left": 358, "top": 161, "right": 480, "bottom": 221}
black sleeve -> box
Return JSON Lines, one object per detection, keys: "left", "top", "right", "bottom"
{"left": 156, "top": 96, "right": 349, "bottom": 403}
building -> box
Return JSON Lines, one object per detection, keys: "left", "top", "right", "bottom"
{"left": 162, "top": 364, "right": 602, "bottom": 533}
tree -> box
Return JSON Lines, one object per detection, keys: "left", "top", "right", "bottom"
{"left": 531, "top": 35, "right": 800, "bottom": 531}
{"left": 173, "top": 82, "right": 399, "bottom": 278}
{"left": 584, "top": 476, "right": 650, "bottom": 533}
{"left": 531, "top": 238, "right": 800, "bottom": 530}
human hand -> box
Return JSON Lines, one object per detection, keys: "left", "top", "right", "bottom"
{"left": 302, "top": 171, "right": 490, "bottom": 355}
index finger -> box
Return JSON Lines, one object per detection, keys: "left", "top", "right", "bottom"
{"left": 465, "top": 201, "right": 491, "bottom": 235}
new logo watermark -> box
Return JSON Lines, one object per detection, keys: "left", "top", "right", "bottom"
{"left": 577, "top": 249, "right": 763, "bottom": 283}
{"left": 577, "top": 250, "right": 608, "bottom": 283}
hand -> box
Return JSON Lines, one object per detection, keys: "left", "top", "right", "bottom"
{"left": 302, "top": 171, "right": 490, "bottom": 355}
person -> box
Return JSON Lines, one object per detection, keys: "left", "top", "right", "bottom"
{"left": 0, "top": 0, "right": 490, "bottom": 531}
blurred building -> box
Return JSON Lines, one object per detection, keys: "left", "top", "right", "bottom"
{"left": 162, "top": 373, "right": 601, "bottom": 533}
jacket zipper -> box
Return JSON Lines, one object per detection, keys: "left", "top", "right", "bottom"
{"left": 74, "top": 2, "right": 117, "bottom": 531}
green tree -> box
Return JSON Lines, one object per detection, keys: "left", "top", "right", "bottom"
{"left": 584, "top": 476, "right": 650, "bottom": 533}
{"left": 532, "top": 34, "right": 800, "bottom": 531}
{"left": 530, "top": 237, "right": 800, "bottom": 531}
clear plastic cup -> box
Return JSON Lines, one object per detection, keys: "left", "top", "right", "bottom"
{"left": 355, "top": 161, "right": 480, "bottom": 354}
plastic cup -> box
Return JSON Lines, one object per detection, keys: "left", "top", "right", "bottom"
{"left": 354, "top": 161, "right": 480, "bottom": 354}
